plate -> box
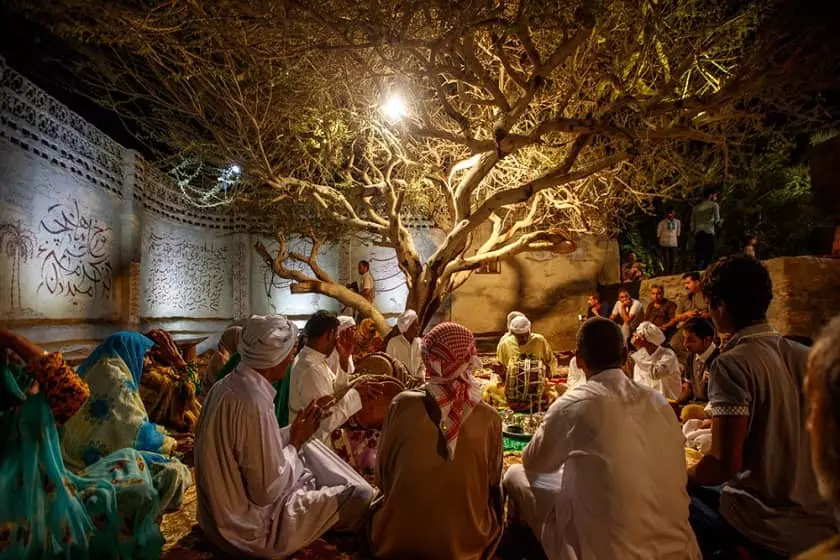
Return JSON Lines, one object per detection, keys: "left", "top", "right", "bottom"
{"left": 502, "top": 426, "right": 533, "bottom": 441}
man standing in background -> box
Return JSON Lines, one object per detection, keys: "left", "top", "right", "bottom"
{"left": 657, "top": 206, "right": 681, "bottom": 274}
{"left": 691, "top": 188, "right": 723, "bottom": 270}
{"left": 358, "top": 260, "right": 375, "bottom": 303}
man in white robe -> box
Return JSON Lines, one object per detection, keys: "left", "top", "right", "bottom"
{"left": 289, "top": 310, "right": 381, "bottom": 443}
{"left": 195, "top": 314, "right": 375, "bottom": 559}
{"left": 385, "top": 309, "right": 424, "bottom": 382}
{"left": 504, "top": 317, "right": 699, "bottom": 560}
{"left": 630, "top": 321, "right": 682, "bottom": 400}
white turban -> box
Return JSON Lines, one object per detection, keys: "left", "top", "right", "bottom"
{"left": 509, "top": 315, "right": 531, "bottom": 335}
{"left": 337, "top": 316, "right": 356, "bottom": 332}
{"left": 397, "top": 309, "right": 418, "bottom": 334}
{"left": 507, "top": 311, "right": 525, "bottom": 331}
{"left": 635, "top": 321, "right": 665, "bottom": 346}
{"left": 238, "top": 314, "right": 299, "bottom": 370}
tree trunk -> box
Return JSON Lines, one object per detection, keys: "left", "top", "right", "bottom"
{"left": 288, "top": 279, "right": 391, "bottom": 335}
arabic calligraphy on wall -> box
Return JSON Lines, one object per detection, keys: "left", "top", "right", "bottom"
{"left": 37, "top": 200, "right": 113, "bottom": 298}
{"left": 143, "top": 230, "right": 229, "bottom": 313}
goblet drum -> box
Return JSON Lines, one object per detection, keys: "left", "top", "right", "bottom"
{"left": 504, "top": 358, "right": 546, "bottom": 412}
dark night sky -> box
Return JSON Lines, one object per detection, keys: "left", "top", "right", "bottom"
{"left": 0, "top": 6, "right": 148, "bottom": 154}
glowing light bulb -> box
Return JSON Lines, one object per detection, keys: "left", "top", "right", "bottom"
{"left": 382, "top": 95, "right": 408, "bottom": 122}
{"left": 229, "top": 164, "right": 241, "bottom": 175}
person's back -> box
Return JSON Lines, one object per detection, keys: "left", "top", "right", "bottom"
{"left": 370, "top": 392, "right": 503, "bottom": 559}
{"left": 692, "top": 200, "right": 720, "bottom": 234}
{"left": 712, "top": 331, "right": 835, "bottom": 552}
{"left": 538, "top": 370, "right": 698, "bottom": 558}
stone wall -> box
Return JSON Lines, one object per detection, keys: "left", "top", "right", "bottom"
{"left": 450, "top": 233, "right": 620, "bottom": 351}
{"left": 639, "top": 256, "right": 840, "bottom": 338}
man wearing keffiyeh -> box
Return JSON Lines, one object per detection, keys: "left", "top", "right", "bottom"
{"left": 369, "top": 321, "right": 503, "bottom": 559}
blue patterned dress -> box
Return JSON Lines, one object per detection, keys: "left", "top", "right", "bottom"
{"left": 0, "top": 359, "right": 163, "bottom": 559}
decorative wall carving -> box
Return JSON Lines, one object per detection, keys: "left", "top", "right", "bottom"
{"left": 37, "top": 200, "right": 113, "bottom": 298}
{"left": 140, "top": 214, "right": 233, "bottom": 317}
{"left": 0, "top": 58, "right": 124, "bottom": 196}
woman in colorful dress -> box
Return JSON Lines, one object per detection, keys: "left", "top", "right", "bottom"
{"left": 139, "top": 329, "right": 201, "bottom": 432}
{"left": 353, "top": 318, "right": 384, "bottom": 361}
{"left": 0, "top": 327, "right": 164, "bottom": 559}
{"left": 61, "top": 331, "right": 192, "bottom": 512}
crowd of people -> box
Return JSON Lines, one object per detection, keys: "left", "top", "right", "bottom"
{"left": 2, "top": 254, "right": 840, "bottom": 559}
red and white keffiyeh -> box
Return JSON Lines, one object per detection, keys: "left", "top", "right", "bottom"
{"left": 421, "top": 322, "right": 483, "bottom": 459}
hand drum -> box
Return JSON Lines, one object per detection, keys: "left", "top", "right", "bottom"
{"left": 350, "top": 376, "right": 404, "bottom": 429}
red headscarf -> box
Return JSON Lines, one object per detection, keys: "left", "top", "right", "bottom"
{"left": 421, "top": 322, "right": 483, "bottom": 459}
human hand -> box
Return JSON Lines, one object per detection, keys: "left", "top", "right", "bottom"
{"left": 354, "top": 381, "right": 383, "bottom": 406}
{"left": 172, "top": 433, "right": 194, "bottom": 453}
{"left": 336, "top": 328, "right": 355, "bottom": 356}
{"left": 315, "top": 395, "right": 336, "bottom": 412}
{"left": 290, "top": 402, "right": 321, "bottom": 450}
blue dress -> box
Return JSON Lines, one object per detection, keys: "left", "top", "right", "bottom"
{"left": 0, "top": 360, "right": 164, "bottom": 559}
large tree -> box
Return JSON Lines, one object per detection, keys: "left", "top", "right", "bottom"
{"left": 13, "top": 0, "right": 837, "bottom": 332}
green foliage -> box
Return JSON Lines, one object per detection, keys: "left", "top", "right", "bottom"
{"left": 718, "top": 138, "right": 826, "bottom": 259}
{"left": 623, "top": 134, "right": 831, "bottom": 277}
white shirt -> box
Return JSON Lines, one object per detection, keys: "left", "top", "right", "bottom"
{"left": 657, "top": 218, "right": 681, "bottom": 247}
{"left": 385, "top": 334, "right": 425, "bottom": 382}
{"left": 631, "top": 345, "right": 682, "bottom": 400}
{"left": 289, "top": 346, "right": 362, "bottom": 442}
{"left": 195, "top": 364, "right": 346, "bottom": 557}
{"left": 566, "top": 357, "right": 585, "bottom": 389}
{"left": 611, "top": 299, "right": 644, "bottom": 339}
{"left": 522, "top": 368, "right": 699, "bottom": 560}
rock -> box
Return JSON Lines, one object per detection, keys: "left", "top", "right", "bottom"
{"left": 640, "top": 256, "right": 840, "bottom": 339}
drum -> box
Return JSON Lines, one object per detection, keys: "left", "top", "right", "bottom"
{"left": 355, "top": 352, "right": 419, "bottom": 389}
{"left": 347, "top": 374, "right": 405, "bottom": 429}
{"left": 504, "top": 359, "right": 546, "bottom": 412}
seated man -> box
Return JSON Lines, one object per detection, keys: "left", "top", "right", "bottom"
{"left": 289, "top": 310, "right": 381, "bottom": 443}
{"left": 643, "top": 284, "right": 678, "bottom": 339}
{"left": 504, "top": 318, "right": 699, "bottom": 559}
{"left": 496, "top": 314, "right": 557, "bottom": 376}
{"left": 195, "top": 314, "right": 375, "bottom": 558}
{"left": 371, "top": 322, "right": 503, "bottom": 559}
{"left": 675, "top": 317, "right": 718, "bottom": 407}
{"left": 688, "top": 256, "right": 835, "bottom": 558}
{"left": 585, "top": 293, "right": 611, "bottom": 319}
{"left": 630, "top": 321, "right": 682, "bottom": 400}
{"left": 610, "top": 287, "right": 643, "bottom": 343}
{"left": 385, "top": 309, "right": 424, "bottom": 382}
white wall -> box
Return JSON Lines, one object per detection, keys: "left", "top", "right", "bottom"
{"left": 0, "top": 132, "right": 122, "bottom": 323}
{"left": 140, "top": 214, "right": 234, "bottom": 318}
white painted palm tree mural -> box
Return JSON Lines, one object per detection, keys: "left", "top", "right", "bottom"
{"left": 0, "top": 219, "right": 37, "bottom": 310}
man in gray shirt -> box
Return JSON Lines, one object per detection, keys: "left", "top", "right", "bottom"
{"left": 691, "top": 188, "right": 722, "bottom": 270}
{"left": 687, "top": 256, "right": 835, "bottom": 558}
